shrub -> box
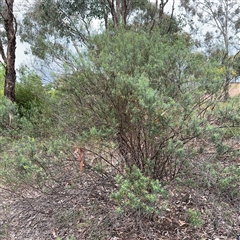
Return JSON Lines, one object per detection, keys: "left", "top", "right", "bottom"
{"left": 14, "top": 67, "right": 62, "bottom": 137}
{"left": 0, "top": 136, "right": 75, "bottom": 192}
{"left": 15, "top": 67, "right": 44, "bottom": 116}
{"left": 0, "top": 96, "right": 20, "bottom": 137}
{"left": 59, "top": 27, "right": 227, "bottom": 181}
{"left": 187, "top": 208, "right": 203, "bottom": 228}
{"left": 111, "top": 165, "right": 166, "bottom": 216}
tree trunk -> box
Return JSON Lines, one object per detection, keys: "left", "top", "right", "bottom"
{"left": 223, "top": 75, "right": 230, "bottom": 101}
{"left": 1, "top": 0, "right": 17, "bottom": 102}
{"left": 107, "top": 0, "right": 118, "bottom": 28}
{"left": 122, "top": 0, "right": 128, "bottom": 26}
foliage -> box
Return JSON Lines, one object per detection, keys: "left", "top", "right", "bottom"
{"left": 0, "top": 96, "right": 20, "bottom": 137}
{"left": 111, "top": 165, "right": 166, "bottom": 215}
{"left": 16, "top": 67, "right": 44, "bottom": 113}
{"left": 133, "top": 1, "right": 181, "bottom": 34}
{"left": 37, "top": 0, "right": 148, "bottom": 27}
{"left": 218, "top": 165, "right": 240, "bottom": 196}
{"left": 187, "top": 209, "right": 203, "bottom": 228}
{"left": 0, "top": 136, "right": 75, "bottom": 192}
{"left": 232, "top": 52, "right": 240, "bottom": 77}
{"left": 14, "top": 67, "right": 61, "bottom": 137}
{"left": 59, "top": 26, "right": 228, "bottom": 180}
{"left": 180, "top": 0, "right": 240, "bottom": 52}
{"left": 20, "top": 0, "right": 174, "bottom": 64}
{"left": 20, "top": 0, "right": 71, "bottom": 61}
{"left": 198, "top": 157, "right": 240, "bottom": 199}
{"left": 177, "top": 97, "right": 240, "bottom": 199}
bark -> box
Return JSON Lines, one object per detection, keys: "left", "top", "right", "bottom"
{"left": 116, "top": 0, "right": 120, "bottom": 24}
{"left": 107, "top": 0, "right": 118, "bottom": 28}
{"left": 106, "top": 0, "right": 128, "bottom": 28}
{"left": 122, "top": 0, "right": 128, "bottom": 26}
{"left": 0, "top": 0, "right": 17, "bottom": 102}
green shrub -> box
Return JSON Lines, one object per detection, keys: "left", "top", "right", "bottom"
{"left": 14, "top": 67, "right": 62, "bottom": 137}
{"left": 58, "top": 27, "right": 230, "bottom": 181}
{"left": 0, "top": 136, "right": 75, "bottom": 192}
{"left": 218, "top": 165, "right": 240, "bottom": 198}
{"left": 15, "top": 67, "right": 44, "bottom": 116}
{"left": 111, "top": 165, "right": 166, "bottom": 216}
{"left": 0, "top": 96, "right": 20, "bottom": 136}
{"left": 195, "top": 157, "right": 240, "bottom": 199}
{"left": 187, "top": 208, "right": 203, "bottom": 228}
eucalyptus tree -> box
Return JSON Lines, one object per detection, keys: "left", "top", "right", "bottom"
{"left": 20, "top": 0, "right": 174, "bottom": 64}
{"left": 180, "top": 0, "right": 240, "bottom": 99}
{"left": 0, "top": 0, "right": 17, "bottom": 102}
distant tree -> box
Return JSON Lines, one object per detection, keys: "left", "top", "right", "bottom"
{"left": 180, "top": 0, "right": 240, "bottom": 99}
{"left": 0, "top": 0, "right": 17, "bottom": 102}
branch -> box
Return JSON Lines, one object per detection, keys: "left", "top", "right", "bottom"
{"left": 201, "top": 1, "right": 225, "bottom": 37}
{"left": 107, "top": 0, "right": 118, "bottom": 27}
{"left": 57, "top": 6, "right": 89, "bottom": 46}
{"left": 149, "top": 0, "right": 159, "bottom": 33}
{"left": 13, "top": 12, "right": 18, "bottom": 36}
{"left": 122, "top": 0, "right": 127, "bottom": 26}
{"left": 0, "top": 38, "right": 7, "bottom": 64}
{"left": 159, "top": 0, "right": 169, "bottom": 18}
{"left": 167, "top": 0, "right": 175, "bottom": 33}
{"left": 0, "top": 10, "right": 5, "bottom": 20}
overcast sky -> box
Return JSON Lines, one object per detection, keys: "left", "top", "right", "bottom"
{"left": 13, "top": 0, "right": 32, "bottom": 68}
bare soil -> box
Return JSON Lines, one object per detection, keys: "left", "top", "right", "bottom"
{"left": 229, "top": 83, "right": 240, "bottom": 97}
{"left": 0, "top": 166, "right": 239, "bottom": 240}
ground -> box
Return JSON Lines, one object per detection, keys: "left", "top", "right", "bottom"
{"left": 229, "top": 83, "right": 240, "bottom": 97}
{"left": 0, "top": 165, "right": 239, "bottom": 239}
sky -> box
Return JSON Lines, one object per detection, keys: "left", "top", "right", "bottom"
{"left": 14, "top": 1, "right": 33, "bottom": 68}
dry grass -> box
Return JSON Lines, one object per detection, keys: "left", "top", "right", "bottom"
{"left": 229, "top": 83, "right": 240, "bottom": 97}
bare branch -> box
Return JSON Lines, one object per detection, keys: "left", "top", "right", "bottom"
{"left": 159, "top": 0, "right": 169, "bottom": 18}
{"left": 0, "top": 38, "right": 7, "bottom": 64}
{"left": 167, "top": 0, "right": 175, "bottom": 33}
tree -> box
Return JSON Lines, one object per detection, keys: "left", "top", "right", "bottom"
{"left": 36, "top": 0, "right": 149, "bottom": 30}
{"left": 180, "top": 0, "right": 240, "bottom": 99}
{"left": 0, "top": 0, "right": 17, "bottom": 102}
{"left": 20, "top": 0, "right": 147, "bottom": 51}
{"left": 20, "top": 0, "right": 174, "bottom": 63}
